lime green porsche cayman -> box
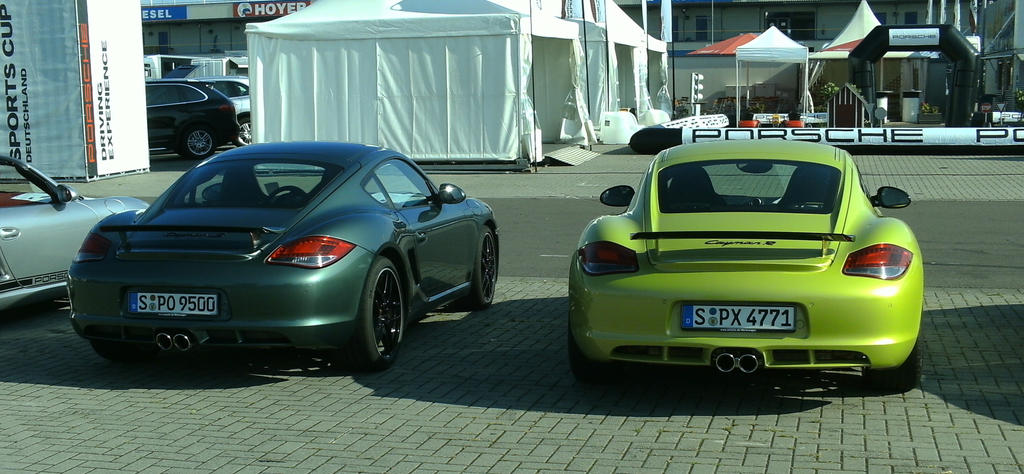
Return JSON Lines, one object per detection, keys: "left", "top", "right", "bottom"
{"left": 568, "top": 140, "right": 923, "bottom": 392}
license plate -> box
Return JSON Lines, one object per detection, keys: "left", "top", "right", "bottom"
{"left": 682, "top": 304, "right": 795, "bottom": 332}
{"left": 129, "top": 292, "right": 218, "bottom": 316}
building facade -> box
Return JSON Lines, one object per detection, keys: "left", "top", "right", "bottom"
{"left": 139, "top": 0, "right": 1021, "bottom": 112}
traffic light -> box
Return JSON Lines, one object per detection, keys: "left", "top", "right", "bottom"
{"left": 690, "top": 72, "right": 705, "bottom": 116}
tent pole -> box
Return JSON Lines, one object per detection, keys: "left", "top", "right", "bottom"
{"left": 583, "top": 21, "right": 593, "bottom": 122}
{"left": 735, "top": 59, "right": 740, "bottom": 125}
{"left": 604, "top": 0, "right": 613, "bottom": 113}
{"left": 643, "top": 1, "right": 650, "bottom": 97}
{"left": 710, "top": 0, "right": 714, "bottom": 44}
{"left": 528, "top": 1, "right": 539, "bottom": 166}
{"left": 803, "top": 60, "right": 809, "bottom": 113}
{"left": 671, "top": 46, "right": 676, "bottom": 111}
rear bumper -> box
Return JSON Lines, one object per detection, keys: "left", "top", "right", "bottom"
{"left": 70, "top": 312, "right": 357, "bottom": 349}
{"left": 568, "top": 261, "right": 923, "bottom": 370}
{"left": 68, "top": 248, "right": 374, "bottom": 350}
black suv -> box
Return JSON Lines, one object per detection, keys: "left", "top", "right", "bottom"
{"left": 146, "top": 80, "right": 240, "bottom": 159}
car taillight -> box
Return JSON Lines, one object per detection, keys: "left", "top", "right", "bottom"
{"left": 578, "top": 241, "right": 638, "bottom": 275}
{"left": 74, "top": 232, "right": 111, "bottom": 263}
{"left": 842, "top": 244, "right": 913, "bottom": 280}
{"left": 266, "top": 236, "right": 355, "bottom": 268}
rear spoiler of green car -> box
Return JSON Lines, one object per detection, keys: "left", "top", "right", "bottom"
{"left": 100, "top": 225, "right": 284, "bottom": 252}
{"left": 631, "top": 231, "right": 855, "bottom": 257}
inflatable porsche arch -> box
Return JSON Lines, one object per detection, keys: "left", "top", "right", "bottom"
{"left": 626, "top": 25, "right": 1002, "bottom": 155}
{"left": 849, "top": 24, "right": 979, "bottom": 127}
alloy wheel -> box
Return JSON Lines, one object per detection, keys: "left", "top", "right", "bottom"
{"left": 372, "top": 267, "right": 403, "bottom": 358}
{"left": 480, "top": 233, "right": 497, "bottom": 301}
{"left": 237, "top": 121, "right": 252, "bottom": 145}
{"left": 187, "top": 129, "right": 214, "bottom": 156}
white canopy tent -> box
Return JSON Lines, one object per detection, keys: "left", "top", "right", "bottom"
{"left": 734, "top": 26, "right": 809, "bottom": 124}
{"left": 246, "top": 0, "right": 591, "bottom": 165}
{"left": 813, "top": 0, "right": 881, "bottom": 59}
{"left": 810, "top": 0, "right": 930, "bottom": 60}
{"left": 562, "top": 0, "right": 667, "bottom": 124}
{"left": 808, "top": 0, "right": 931, "bottom": 112}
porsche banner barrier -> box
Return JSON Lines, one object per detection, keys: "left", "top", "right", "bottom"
{"left": 1, "top": 0, "right": 148, "bottom": 181}
{"left": 630, "top": 127, "right": 1024, "bottom": 154}
{"left": 680, "top": 128, "right": 1024, "bottom": 146}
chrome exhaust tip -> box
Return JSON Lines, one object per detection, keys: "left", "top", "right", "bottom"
{"left": 172, "top": 333, "right": 193, "bottom": 351}
{"left": 155, "top": 332, "right": 173, "bottom": 351}
{"left": 737, "top": 353, "right": 760, "bottom": 374}
{"left": 714, "top": 352, "right": 737, "bottom": 373}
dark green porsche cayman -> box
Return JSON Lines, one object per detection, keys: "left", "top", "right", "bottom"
{"left": 69, "top": 142, "right": 498, "bottom": 371}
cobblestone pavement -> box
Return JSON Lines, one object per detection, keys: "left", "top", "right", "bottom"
{"left": 0, "top": 279, "right": 1021, "bottom": 473}
{"left": 853, "top": 155, "right": 1024, "bottom": 201}
{"left": 10, "top": 149, "right": 1024, "bottom": 472}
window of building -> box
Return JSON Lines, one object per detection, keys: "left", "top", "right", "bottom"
{"left": 904, "top": 12, "right": 918, "bottom": 24}
{"left": 765, "top": 12, "right": 815, "bottom": 40}
{"left": 695, "top": 16, "right": 708, "bottom": 41}
{"left": 877, "top": 12, "right": 887, "bottom": 25}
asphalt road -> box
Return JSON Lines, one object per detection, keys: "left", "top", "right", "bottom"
{"left": 491, "top": 198, "right": 1024, "bottom": 289}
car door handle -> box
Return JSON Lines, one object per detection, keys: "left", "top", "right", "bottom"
{"left": 416, "top": 232, "right": 427, "bottom": 243}
{"left": 0, "top": 227, "right": 19, "bottom": 240}
{"left": 393, "top": 220, "right": 407, "bottom": 230}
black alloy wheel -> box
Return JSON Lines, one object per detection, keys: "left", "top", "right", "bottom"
{"left": 372, "top": 266, "right": 404, "bottom": 359}
{"left": 864, "top": 341, "right": 922, "bottom": 393}
{"left": 453, "top": 228, "right": 498, "bottom": 310}
{"left": 478, "top": 231, "right": 498, "bottom": 304}
{"left": 334, "top": 257, "right": 406, "bottom": 371}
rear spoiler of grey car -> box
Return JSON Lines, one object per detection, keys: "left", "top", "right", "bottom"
{"left": 100, "top": 225, "right": 284, "bottom": 251}
{"left": 631, "top": 231, "right": 855, "bottom": 257}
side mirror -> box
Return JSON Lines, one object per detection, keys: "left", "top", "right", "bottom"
{"left": 57, "top": 184, "right": 80, "bottom": 203}
{"left": 871, "top": 186, "right": 910, "bottom": 209}
{"left": 436, "top": 183, "right": 466, "bottom": 204}
{"left": 600, "top": 185, "right": 634, "bottom": 207}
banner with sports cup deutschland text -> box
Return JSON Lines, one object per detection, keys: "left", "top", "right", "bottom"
{"left": 1, "top": 0, "right": 148, "bottom": 181}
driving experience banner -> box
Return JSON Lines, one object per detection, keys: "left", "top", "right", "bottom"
{"left": 1, "top": 0, "right": 147, "bottom": 181}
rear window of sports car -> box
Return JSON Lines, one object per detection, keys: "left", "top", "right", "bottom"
{"left": 165, "top": 160, "right": 342, "bottom": 209}
{"left": 657, "top": 160, "right": 841, "bottom": 214}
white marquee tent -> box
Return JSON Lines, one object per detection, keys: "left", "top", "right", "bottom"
{"left": 807, "top": 0, "right": 931, "bottom": 109}
{"left": 810, "top": 0, "right": 930, "bottom": 60}
{"left": 246, "top": 0, "right": 591, "bottom": 165}
{"left": 562, "top": 0, "right": 668, "bottom": 123}
{"left": 734, "top": 26, "right": 809, "bottom": 124}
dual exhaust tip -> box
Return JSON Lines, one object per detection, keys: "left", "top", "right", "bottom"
{"left": 714, "top": 351, "right": 761, "bottom": 374}
{"left": 155, "top": 332, "right": 194, "bottom": 351}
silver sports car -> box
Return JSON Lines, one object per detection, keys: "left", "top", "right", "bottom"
{"left": 0, "top": 157, "right": 149, "bottom": 310}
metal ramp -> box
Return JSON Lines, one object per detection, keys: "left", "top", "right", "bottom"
{"left": 544, "top": 146, "right": 600, "bottom": 166}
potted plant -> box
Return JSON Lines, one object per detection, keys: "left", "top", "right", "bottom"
{"left": 811, "top": 81, "right": 840, "bottom": 109}
{"left": 918, "top": 102, "right": 942, "bottom": 124}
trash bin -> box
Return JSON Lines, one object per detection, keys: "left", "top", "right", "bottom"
{"left": 901, "top": 90, "right": 921, "bottom": 123}
{"left": 875, "top": 91, "right": 891, "bottom": 123}
{"left": 598, "top": 110, "right": 640, "bottom": 145}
